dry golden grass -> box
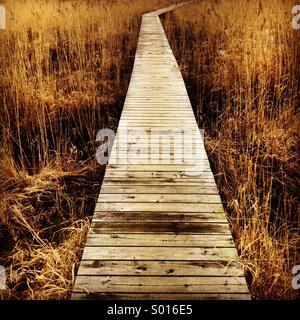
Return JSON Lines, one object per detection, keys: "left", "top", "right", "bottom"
{"left": 162, "top": 0, "right": 300, "bottom": 299}
{"left": 0, "top": 0, "right": 181, "bottom": 300}
{"left": 1, "top": 0, "right": 179, "bottom": 167}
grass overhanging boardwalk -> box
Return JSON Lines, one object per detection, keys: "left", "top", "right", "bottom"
{"left": 72, "top": 4, "right": 251, "bottom": 300}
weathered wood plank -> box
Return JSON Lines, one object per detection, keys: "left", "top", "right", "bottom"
{"left": 81, "top": 247, "right": 238, "bottom": 261}
{"left": 90, "top": 222, "right": 231, "bottom": 234}
{"left": 99, "top": 185, "right": 219, "bottom": 194}
{"left": 120, "top": 114, "right": 195, "bottom": 119}
{"left": 93, "top": 212, "right": 227, "bottom": 223}
{"left": 95, "top": 202, "right": 224, "bottom": 213}
{"left": 113, "top": 141, "right": 205, "bottom": 147}
{"left": 108, "top": 156, "right": 209, "bottom": 161}
{"left": 71, "top": 292, "right": 251, "bottom": 300}
{"left": 73, "top": 276, "right": 249, "bottom": 293}
{"left": 102, "top": 180, "right": 216, "bottom": 186}
{"left": 106, "top": 164, "right": 211, "bottom": 171}
{"left": 110, "top": 151, "right": 208, "bottom": 156}
{"left": 107, "top": 159, "right": 210, "bottom": 165}
{"left": 104, "top": 171, "right": 214, "bottom": 179}
{"left": 84, "top": 234, "right": 235, "bottom": 248}
{"left": 97, "top": 193, "right": 221, "bottom": 203}
{"left": 76, "top": 261, "right": 243, "bottom": 276}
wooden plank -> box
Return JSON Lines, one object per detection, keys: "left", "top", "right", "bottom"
{"left": 119, "top": 118, "right": 193, "bottom": 121}
{"left": 115, "top": 128, "right": 200, "bottom": 133}
{"left": 113, "top": 130, "right": 202, "bottom": 134}
{"left": 106, "top": 164, "right": 211, "bottom": 171}
{"left": 117, "top": 124, "right": 197, "bottom": 128}
{"left": 121, "top": 116, "right": 195, "bottom": 119}
{"left": 97, "top": 193, "right": 221, "bottom": 203}
{"left": 122, "top": 109, "right": 194, "bottom": 112}
{"left": 113, "top": 144, "right": 206, "bottom": 148}
{"left": 126, "top": 89, "right": 187, "bottom": 93}
{"left": 120, "top": 114, "right": 194, "bottom": 118}
{"left": 103, "top": 173, "right": 213, "bottom": 180}
{"left": 109, "top": 154, "right": 202, "bottom": 160}
{"left": 123, "top": 108, "right": 193, "bottom": 112}
{"left": 114, "top": 140, "right": 204, "bottom": 145}
{"left": 126, "top": 80, "right": 185, "bottom": 84}
{"left": 84, "top": 234, "right": 235, "bottom": 248}
{"left": 119, "top": 116, "right": 195, "bottom": 119}
{"left": 108, "top": 152, "right": 207, "bottom": 156}
{"left": 112, "top": 143, "right": 205, "bottom": 148}
{"left": 112, "top": 137, "right": 203, "bottom": 142}
{"left": 123, "top": 109, "right": 191, "bottom": 112}
{"left": 107, "top": 159, "right": 209, "bottom": 165}
{"left": 112, "top": 141, "right": 204, "bottom": 146}
{"left": 123, "top": 102, "right": 192, "bottom": 105}
{"left": 114, "top": 144, "right": 206, "bottom": 149}
{"left": 77, "top": 260, "right": 242, "bottom": 276}
{"left": 124, "top": 97, "right": 190, "bottom": 101}
{"left": 108, "top": 155, "right": 208, "bottom": 159}
{"left": 109, "top": 152, "right": 208, "bottom": 157}
{"left": 113, "top": 139, "right": 205, "bottom": 144}
{"left": 90, "top": 222, "right": 231, "bottom": 234}
{"left": 99, "top": 185, "right": 219, "bottom": 194}
{"left": 104, "top": 171, "right": 214, "bottom": 179}
{"left": 81, "top": 247, "right": 238, "bottom": 261}
{"left": 73, "top": 276, "right": 249, "bottom": 293}
{"left": 95, "top": 202, "right": 224, "bottom": 213}
{"left": 118, "top": 123, "right": 197, "bottom": 126}
{"left": 93, "top": 212, "right": 227, "bottom": 223}
{"left": 102, "top": 180, "right": 216, "bottom": 186}
{"left": 71, "top": 292, "right": 251, "bottom": 300}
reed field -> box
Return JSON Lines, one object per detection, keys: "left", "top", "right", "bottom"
{"left": 0, "top": 0, "right": 299, "bottom": 300}
{"left": 162, "top": 0, "right": 300, "bottom": 299}
{"left": 0, "top": 0, "right": 180, "bottom": 299}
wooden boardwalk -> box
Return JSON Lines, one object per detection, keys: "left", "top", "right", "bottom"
{"left": 72, "top": 4, "right": 250, "bottom": 300}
